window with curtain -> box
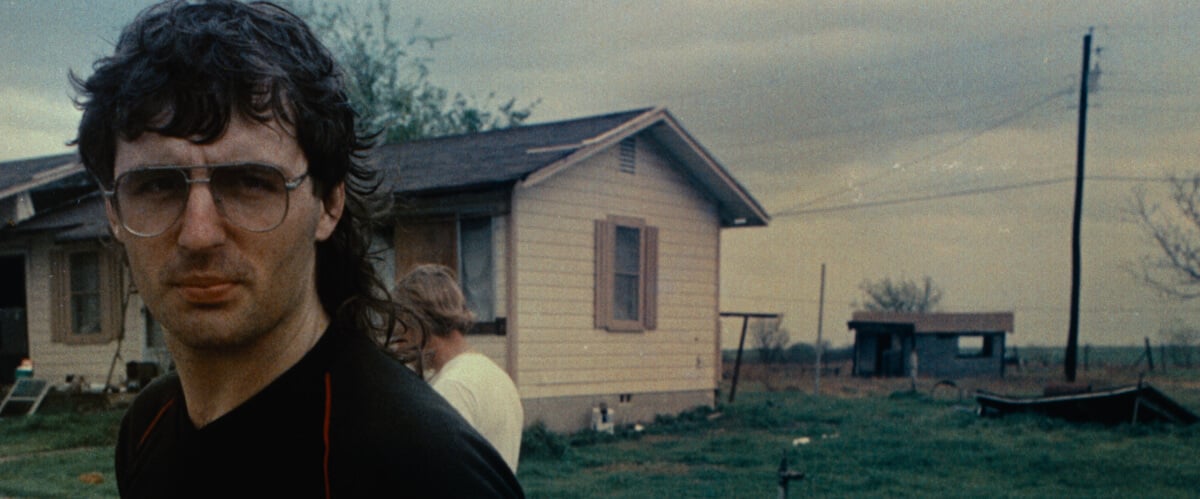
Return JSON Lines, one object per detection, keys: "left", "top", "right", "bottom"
{"left": 459, "top": 216, "right": 494, "bottom": 322}
{"left": 393, "top": 215, "right": 502, "bottom": 334}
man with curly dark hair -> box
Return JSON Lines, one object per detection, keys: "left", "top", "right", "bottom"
{"left": 73, "top": 1, "right": 522, "bottom": 496}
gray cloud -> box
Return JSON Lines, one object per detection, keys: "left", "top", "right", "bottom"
{"left": 1, "top": 0, "right": 1197, "bottom": 346}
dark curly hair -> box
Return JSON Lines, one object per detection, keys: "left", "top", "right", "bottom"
{"left": 71, "top": 0, "right": 393, "bottom": 340}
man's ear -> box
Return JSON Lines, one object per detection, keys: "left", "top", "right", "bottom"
{"left": 104, "top": 198, "right": 126, "bottom": 243}
{"left": 315, "top": 181, "right": 345, "bottom": 242}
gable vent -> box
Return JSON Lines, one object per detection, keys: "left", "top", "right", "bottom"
{"left": 618, "top": 137, "right": 636, "bottom": 174}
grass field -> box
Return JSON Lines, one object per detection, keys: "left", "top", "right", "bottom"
{"left": 1, "top": 356, "right": 1198, "bottom": 497}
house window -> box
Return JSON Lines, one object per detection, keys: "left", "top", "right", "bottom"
{"left": 51, "top": 245, "right": 122, "bottom": 345}
{"left": 69, "top": 253, "right": 101, "bottom": 335}
{"left": 594, "top": 215, "right": 657, "bottom": 332}
{"left": 459, "top": 217, "right": 494, "bottom": 322}
{"left": 394, "top": 215, "right": 502, "bottom": 334}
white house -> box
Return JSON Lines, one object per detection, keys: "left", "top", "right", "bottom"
{"left": 376, "top": 107, "right": 768, "bottom": 431}
{"left": 0, "top": 153, "right": 167, "bottom": 389}
{"left": 0, "top": 107, "right": 768, "bottom": 431}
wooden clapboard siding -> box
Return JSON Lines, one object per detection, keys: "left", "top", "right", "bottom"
{"left": 518, "top": 320, "right": 716, "bottom": 345}
{"left": 22, "top": 236, "right": 140, "bottom": 385}
{"left": 521, "top": 353, "right": 703, "bottom": 371}
{"left": 520, "top": 340, "right": 715, "bottom": 357}
{"left": 471, "top": 335, "right": 509, "bottom": 370}
{"left": 513, "top": 135, "right": 721, "bottom": 399}
{"left": 521, "top": 380, "right": 708, "bottom": 400}
{"left": 522, "top": 365, "right": 709, "bottom": 386}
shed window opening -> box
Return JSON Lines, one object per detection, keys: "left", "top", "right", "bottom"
{"left": 956, "top": 335, "right": 994, "bottom": 358}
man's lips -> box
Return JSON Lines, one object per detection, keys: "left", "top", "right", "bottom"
{"left": 172, "top": 278, "right": 240, "bottom": 304}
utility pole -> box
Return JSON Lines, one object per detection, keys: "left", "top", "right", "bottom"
{"left": 1066, "top": 28, "right": 1093, "bottom": 383}
{"left": 814, "top": 263, "right": 826, "bottom": 395}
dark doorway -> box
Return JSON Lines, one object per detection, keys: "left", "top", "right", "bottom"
{"left": 0, "top": 255, "right": 29, "bottom": 384}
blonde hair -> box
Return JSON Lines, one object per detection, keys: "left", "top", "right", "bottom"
{"left": 395, "top": 264, "right": 475, "bottom": 339}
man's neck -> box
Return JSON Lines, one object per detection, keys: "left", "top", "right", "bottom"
{"left": 428, "top": 331, "right": 471, "bottom": 372}
{"left": 170, "top": 313, "right": 329, "bottom": 428}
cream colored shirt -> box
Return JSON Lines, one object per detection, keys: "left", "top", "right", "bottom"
{"left": 429, "top": 352, "right": 524, "bottom": 471}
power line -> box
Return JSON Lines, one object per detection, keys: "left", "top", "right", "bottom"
{"left": 774, "top": 175, "right": 1172, "bottom": 217}
{"left": 781, "top": 86, "right": 1076, "bottom": 212}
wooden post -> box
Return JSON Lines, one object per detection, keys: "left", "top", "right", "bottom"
{"left": 1065, "top": 28, "right": 1093, "bottom": 383}
{"left": 722, "top": 312, "right": 782, "bottom": 404}
{"left": 814, "top": 264, "right": 826, "bottom": 396}
{"left": 1144, "top": 337, "right": 1155, "bottom": 372}
{"left": 729, "top": 316, "right": 749, "bottom": 403}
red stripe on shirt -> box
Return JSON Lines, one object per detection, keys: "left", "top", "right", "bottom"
{"left": 138, "top": 397, "right": 176, "bottom": 451}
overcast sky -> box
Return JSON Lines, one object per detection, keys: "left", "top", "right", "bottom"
{"left": 2, "top": 1, "right": 1198, "bottom": 348}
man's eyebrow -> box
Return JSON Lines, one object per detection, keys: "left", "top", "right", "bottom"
{"left": 120, "top": 161, "right": 285, "bottom": 171}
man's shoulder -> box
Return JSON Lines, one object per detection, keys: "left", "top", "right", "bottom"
{"left": 124, "top": 371, "right": 182, "bottom": 420}
{"left": 326, "top": 331, "right": 459, "bottom": 422}
{"left": 322, "top": 333, "right": 523, "bottom": 496}
{"left": 117, "top": 371, "right": 183, "bottom": 466}
{"left": 436, "top": 352, "right": 514, "bottom": 388}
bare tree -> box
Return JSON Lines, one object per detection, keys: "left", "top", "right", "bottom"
{"left": 856, "top": 276, "right": 943, "bottom": 313}
{"left": 751, "top": 318, "right": 788, "bottom": 363}
{"left": 1130, "top": 177, "right": 1200, "bottom": 299}
{"left": 1159, "top": 319, "right": 1198, "bottom": 368}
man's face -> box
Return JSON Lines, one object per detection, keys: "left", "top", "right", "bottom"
{"left": 109, "top": 114, "right": 343, "bottom": 352}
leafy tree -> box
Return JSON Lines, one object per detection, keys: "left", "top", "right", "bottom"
{"left": 856, "top": 276, "right": 943, "bottom": 313}
{"left": 1129, "top": 177, "right": 1200, "bottom": 300}
{"left": 283, "top": 0, "right": 537, "bottom": 143}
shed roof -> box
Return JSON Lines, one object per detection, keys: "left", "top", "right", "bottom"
{"left": 848, "top": 311, "right": 1014, "bottom": 334}
{"left": 372, "top": 107, "right": 769, "bottom": 227}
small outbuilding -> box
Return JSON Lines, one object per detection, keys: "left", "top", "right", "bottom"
{"left": 847, "top": 311, "right": 1014, "bottom": 378}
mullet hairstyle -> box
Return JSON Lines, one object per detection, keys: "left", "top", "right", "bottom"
{"left": 394, "top": 264, "right": 475, "bottom": 340}
{"left": 70, "top": 0, "right": 394, "bottom": 340}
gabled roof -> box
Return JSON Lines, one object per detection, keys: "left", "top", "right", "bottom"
{"left": 0, "top": 153, "right": 82, "bottom": 200}
{"left": 373, "top": 107, "right": 769, "bottom": 227}
{"left": 848, "top": 311, "right": 1015, "bottom": 334}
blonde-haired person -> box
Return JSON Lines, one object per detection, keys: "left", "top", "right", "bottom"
{"left": 395, "top": 264, "right": 524, "bottom": 472}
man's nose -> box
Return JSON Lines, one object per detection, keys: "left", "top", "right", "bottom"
{"left": 175, "top": 181, "right": 227, "bottom": 249}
